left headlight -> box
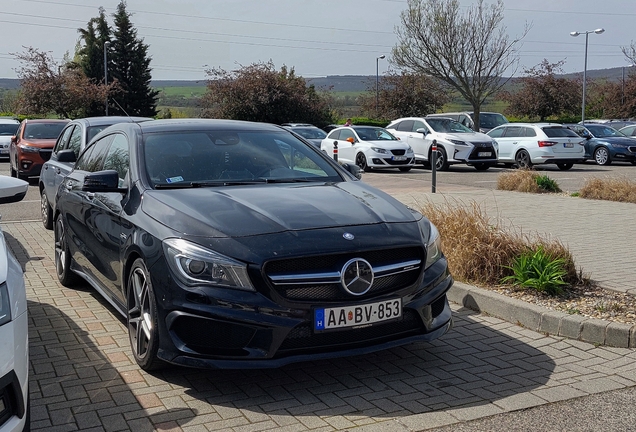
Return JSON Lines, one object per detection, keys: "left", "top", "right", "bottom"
{"left": 163, "top": 238, "right": 255, "bottom": 291}
{"left": 449, "top": 139, "right": 469, "bottom": 146}
{"left": 424, "top": 222, "right": 443, "bottom": 269}
{"left": 18, "top": 144, "right": 40, "bottom": 153}
{"left": 0, "top": 283, "right": 11, "bottom": 326}
{"left": 370, "top": 147, "right": 388, "bottom": 154}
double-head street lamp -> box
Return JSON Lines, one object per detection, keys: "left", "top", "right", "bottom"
{"left": 104, "top": 41, "right": 110, "bottom": 116}
{"left": 570, "top": 28, "right": 604, "bottom": 123}
{"left": 376, "top": 54, "right": 385, "bottom": 115}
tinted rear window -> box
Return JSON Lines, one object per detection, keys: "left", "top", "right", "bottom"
{"left": 0, "top": 123, "right": 19, "bottom": 136}
{"left": 542, "top": 127, "right": 580, "bottom": 138}
{"left": 24, "top": 122, "right": 67, "bottom": 139}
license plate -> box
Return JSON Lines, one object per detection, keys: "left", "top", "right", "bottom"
{"left": 314, "top": 298, "right": 402, "bottom": 331}
{"left": 564, "top": 143, "right": 574, "bottom": 148}
{"left": 392, "top": 156, "right": 407, "bottom": 161}
{"left": 0, "top": 149, "right": 8, "bottom": 154}
{"left": 478, "top": 152, "right": 492, "bottom": 157}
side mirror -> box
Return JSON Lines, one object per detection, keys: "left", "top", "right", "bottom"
{"left": 57, "top": 149, "right": 77, "bottom": 163}
{"left": 10, "top": 136, "right": 16, "bottom": 144}
{"left": 415, "top": 128, "right": 428, "bottom": 136}
{"left": 346, "top": 137, "right": 355, "bottom": 144}
{"left": 341, "top": 163, "right": 362, "bottom": 180}
{"left": 82, "top": 170, "right": 126, "bottom": 193}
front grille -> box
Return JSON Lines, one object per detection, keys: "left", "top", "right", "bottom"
{"left": 39, "top": 149, "right": 53, "bottom": 162}
{"left": 170, "top": 315, "right": 255, "bottom": 356}
{"left": 265, "top": 247, "right": 424, "bottom": 302}
{"left": 628, "top": 146, "right": 636, "bottom": 153}
{"left": 391, "top": 149, "right": 406, "bottom": 156}
{"left": 468, "top": 143, "right": 496, "bottom": 159}
{"left": 383, "top": 158, "right": 413, "bottom": 165}
{"left": 277, "top": 309, "right": 423, "bottom": 353}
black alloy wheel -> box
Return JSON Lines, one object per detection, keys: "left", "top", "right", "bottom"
{"left": 127, "top": 258, "right": 163, "bottom": 371}
{"left": 515, "top": 149, "right": 532, "bottom": 169}
{"left": 556, "top": 162, "right": 574, "bottom": 171}
{"left": 431, "top": 147, "right": 449, "bottom": 171}
{"left": 594, "top": 147, "right": 611, "bottom": 165}
{"left": 355, "top": 152, "right": 371, "bottom": 172}
{"left": 41, "top": 189, "right": 53, "bottom": 229}
{"left": 54, "top": 215, "right": 80, "bottom": 286}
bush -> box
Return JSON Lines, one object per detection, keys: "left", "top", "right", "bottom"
{"left": 497, "top": 169, "right": 561, "bottom": 193}
{"left": 420, "top": 200, "right": 579, "bottom": 289}
{"left": 501, "top": 246, "right": 568, "bottom": 295}
{"left": 579, "top": 177, "right": 636, "bottom": 204}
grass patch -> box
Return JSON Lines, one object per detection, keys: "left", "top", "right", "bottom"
{"left": 578, "top": 177, "right": 636, "bottom": 204}
{"left": 420, "top": 200, "right": 579, "bottom": 290}
{"left": 497, "top": 169, "right": 561, "bottom": 193}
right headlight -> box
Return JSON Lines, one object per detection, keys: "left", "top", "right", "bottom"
{"left": 424, "top": 222, "right": 443, "bottom": 269}
{"left": 0, "top": 283, "right": 11, "bottom": 326}
{"left": 163, "top": 238, "right": 255, "bottom": 291}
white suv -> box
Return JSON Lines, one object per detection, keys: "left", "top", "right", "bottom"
{"left": 386, "top": 117, "right": 498, "bottom": 171}
{"left": 0, "top": 119, "right": 19, "bottom": 161}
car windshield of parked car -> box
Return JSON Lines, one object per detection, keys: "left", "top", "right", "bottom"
{"left": 479, "top": 113, "right": 508, "bottom": 129}
{"left": 24, "top": 123, "right": 67, "bottom": 139}
{"left": 290, "top": 127, "right": 327, "bottom": 140}
{"left": 426, "top": 118, "right": 473, "bottom": 133}
{"left": 144, "top": 130, "right": 343, "bottom": 187}
{"left": 542, "top": 127, "right": 581, "bottom": 138}
{"left": 0, "top": 123, "right": 18, "bottom": 136}
{"left": 586, "top": 125, "right": 627, "bottom": 138}
{"left": 352, "top": 127, "right": 397, "bottom": 141}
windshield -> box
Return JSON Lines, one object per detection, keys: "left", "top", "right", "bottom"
{"left": 425, "top": 118, "right": 473, "bottom": 133}
{"left": 291, "top": 127, "right": 327, "bottom": 140}
{"left": 0, "top": 123, "right": 18, "bottom": 136}
{"left": 478, "top": 113, "right": 508, "bottom": 129}
{"left": 352, "top": 127, "right": 397, "bottom": 141}
{"left": 144, "top": 130, "right": 343, "bottom": 187}
{"left": 24, "top": 122, "right": 67, "bottom": 140}
{"left": 586, "top": 125, "right": 627, "bottom": 138}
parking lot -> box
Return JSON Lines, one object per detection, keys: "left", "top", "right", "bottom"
{"left": 2, "top": 161, "right": 636, "bottom": 431}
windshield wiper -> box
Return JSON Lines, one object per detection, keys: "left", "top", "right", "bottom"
{"left": 154, "top": 180, "right": 268, "bottom": 189}
{"left": 258, "top": 178, "right": 315, "bottom": 183}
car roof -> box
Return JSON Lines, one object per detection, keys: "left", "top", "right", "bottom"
{"left": 137, "top": 118, "right": 285, "bottom": 133}
{"left": 282, "top": 123, "right": 314, "bottom": 127}
{"left": 0, "top": 118, "right": 19, "bottom": 124}
{"left": 23, "top": 118, "right": 70, "bottom": 124}
{"left": 73, "top": 116, "right": 153, "bottom": 127}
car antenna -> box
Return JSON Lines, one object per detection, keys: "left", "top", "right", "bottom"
{"left": 112, "top": 99, "right": 130, "bottom": 118}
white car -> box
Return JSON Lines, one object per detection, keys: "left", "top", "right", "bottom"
{"left": 0, "top": 119, "right": 20, "bottom": 161}
{"left": 0, "top": 176, "right": 29, "bottom": 432}
{"left": 320, "top": 126, "right": 415, "bottom": 172}
{"left": 487, "top": 123, "right": 586, "bottom": 170}
{"left": 386, "top": 117, "right": 498, "bottom": 171}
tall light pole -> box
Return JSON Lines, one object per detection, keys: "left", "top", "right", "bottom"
{"left": 570, "top": 28, "right": 604, "bottom": 123}
{"left": 104, "top": 41, "right": 110, "bottom": 116}
{"left": 622, "top": 64, "right": 634, "bottom": 106}
{"left": 376, "top": 54, "right": 385, "bottom": 116}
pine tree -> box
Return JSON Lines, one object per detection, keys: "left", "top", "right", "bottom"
{"left": 109, "top": 1, "right": 158, "bottom": 117}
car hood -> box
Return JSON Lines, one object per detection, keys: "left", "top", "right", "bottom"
{"left": 437, "top": 131, "right": 492, "bottom": 142}
{"left": 17, "top": 138, "right": 57, "bottom": 148}
{"left": 141, "top": 181, "right": 418, "bottom": 238}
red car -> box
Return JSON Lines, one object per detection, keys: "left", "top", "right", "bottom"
{"left": 10, "top": 118, "right": 69, "bottom": 180}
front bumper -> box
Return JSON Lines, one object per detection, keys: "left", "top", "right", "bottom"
{"left": 150, "top": 256, "right": 453, "bottom": 369}
{"left": 0, "top": 311, "right": 28, "bottom": 432}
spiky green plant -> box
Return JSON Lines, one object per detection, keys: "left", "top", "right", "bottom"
{"left": 502, "top": 246, "right": 568, "bottom": 295}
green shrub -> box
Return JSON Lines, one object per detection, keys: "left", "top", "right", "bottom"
{"left": 535, "top": 174, "right": 561, "bottom": 192}
{"left": 501, "top": 246, "right": 568, "bottom": 295}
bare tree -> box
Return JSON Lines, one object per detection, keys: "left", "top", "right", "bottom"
{"left": 622, "top": 41, "right": 636, "bottom": 65}
{"left": 392, "top": 0, "right": 529, "bottom": 130}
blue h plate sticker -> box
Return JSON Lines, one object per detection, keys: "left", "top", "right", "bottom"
{"left": 315, "top": 308, "right": 325, "bottom": 330}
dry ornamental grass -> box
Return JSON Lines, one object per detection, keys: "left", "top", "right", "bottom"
{"left": 579, "top": 177, "right": 636, "bottom": 204}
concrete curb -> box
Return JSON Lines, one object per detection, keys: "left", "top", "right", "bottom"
{"left": 448, "top": 281, "right": 636, "bottom": 348}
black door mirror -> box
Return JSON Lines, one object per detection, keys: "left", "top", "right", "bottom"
{"left": 57, "top": 149, "right": 77, "bottom": 163}
{"left": 82, "top": 170, "right": 126, "bottom": 193}
{"left": 341, "top": 163, "right": 362, "bottom": 179}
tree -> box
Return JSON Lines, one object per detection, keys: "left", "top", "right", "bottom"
{"left": 358, "top": 70, "right": 449, "bottom": 120}
{"left": 13, "top": 47, "right": 112, "bottom": 118}
{"left": 108, "top": 1, "right": 158, "bottom": 117}
{"left": 622, "top": 41, "right": 636, "bottom": 65}
{"left": 392, "top": 0, "right": 528, "bottom": 130}
{"left": 501, "top": 60, "right": 580, "bottom": 121}
{"left": 200, "top": 61, "right": 335, "bottom": 127}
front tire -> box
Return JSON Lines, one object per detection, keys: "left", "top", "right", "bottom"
{"left": 127, "top": 258, "right": 163, "bottom": 371}
{"left": 41, "top": 189, "right": 53, "bottom": 229}
{"left": 556, "top": 162, "right": 573, "bottom": 171}
{"left": 515, "top": 149, "right": 533, "bottom": 169}
{"left": 398, "top": 167, "right": 412, "bottom": 172}
{"left": 355, "top": 152, "right": 371, "bottom": 172}
{"left": 54, "top": 215, "right": 80, "bottom": 286}
{"left": 594, "top": 147, "right": 611, "bottom": 165}
{"left": 431, "top": 147, "right": 449, "bottom": 171}
{"left": 474, "top": 163, "right": 490, "bottom": 171}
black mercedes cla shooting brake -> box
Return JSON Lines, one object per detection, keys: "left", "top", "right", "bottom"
{"left": 53, "top": 119, "right": 453, "bottom": 370}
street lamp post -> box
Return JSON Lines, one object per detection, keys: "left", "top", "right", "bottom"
{"left": 104, "top": 41, "right": 110, "bottom": 116}
{"left": 376, "top": 55, "right": 385, "bottom": 116}
{"left": 570, "top": 28, "right": 604, "bottom": 123}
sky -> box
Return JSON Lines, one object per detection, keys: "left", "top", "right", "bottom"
{"left": 1, "top": 0, "right": 635, "bottom": 81}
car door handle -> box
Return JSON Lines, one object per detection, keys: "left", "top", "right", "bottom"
{"left": 86, "top": 192, "right": 95, "bottom": 199}
{"left": 55, "top": 168, "right": 61, "bottom": 174}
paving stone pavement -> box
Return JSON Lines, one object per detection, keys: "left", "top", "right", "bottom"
{"left": 5, "top": 220, "right": 636, "bottom": 432}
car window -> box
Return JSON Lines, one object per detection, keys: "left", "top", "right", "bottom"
{"left": 0, "top": 122, "right": 19, "bottom": 136}
{"left": 75, "top": 135, "right": 115, "bottom": 172}
{"left": 338, "top": 129, "right": 356, "bottom": 141}
{"left": 353, "top": 127, "right": 396, "bottom": 141}
{"left": 143, "top": 130, "right": 342, "bottom": 186}
{"left": 487, "top": 127, "right": 504, "bottom": 138}
{"left": 412, "top": 120, "right": 426, "bottom": 132}
{"left": 291, "top": 127, "right": 327, "bottom": 140}
{"left": 479, "top": 113, "right": 509, "bottom": 129}
{"left": 396, "top": 120, "right": 414, "bottom": 132}
{"left": 426, "top": 118, "right": 472, "bottom": 133}
{"left": 54, "top": 125, "right": 75, "bottom": 153}
{"left": 541, "top": 127, "right": 580, "bottom": 138}
{"left": 24, "top": 122, "right": 67, "bottom": 139}
{"left": 502, "top": 126, "right": 523, "bottom": 138}
{"left": 621, "top": 126, "right": 636, "bottom": 136}
{"left": 326, "top": 130, "right": 340, "bottom": 140}
{"left": 67, "top": 125, "right": 83, "bottom": 156}
{"left": 586, "top": 125, "right": 626, "bottom": 138}
{"left": 523, "top": 127, "right": 537, "bottom": 137}
{"left": 87, "top": 125, "right": 113, "bottom": 142}
{"left": 103, "top": 134, "right": 130, "bottom": 187}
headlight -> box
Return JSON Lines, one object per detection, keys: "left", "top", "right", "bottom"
{"left": 449, "top": 139, "right": 469, "bottom": 146}
{"left": 18, "top": 144, "right": 40, "bottom": 153}
{"left": 163, "top": 238, "right": 255, "bottom": 291}
{"left": 370, "top": 147, "right": 388, "bottom": 154}
{"left": 491, "top": 140, "right": 499, "bottom": 152}
{"left": 406, "top": 146, "right": 414, "bottom": 154}
{"left": 424, "top": 222, "right": 443, "bottom": 269}
{"left": 609, "top": 143, "right": 628, "bottom": 148}
{"left": 0, "top": 283, "right": 10, "bottom": 326}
